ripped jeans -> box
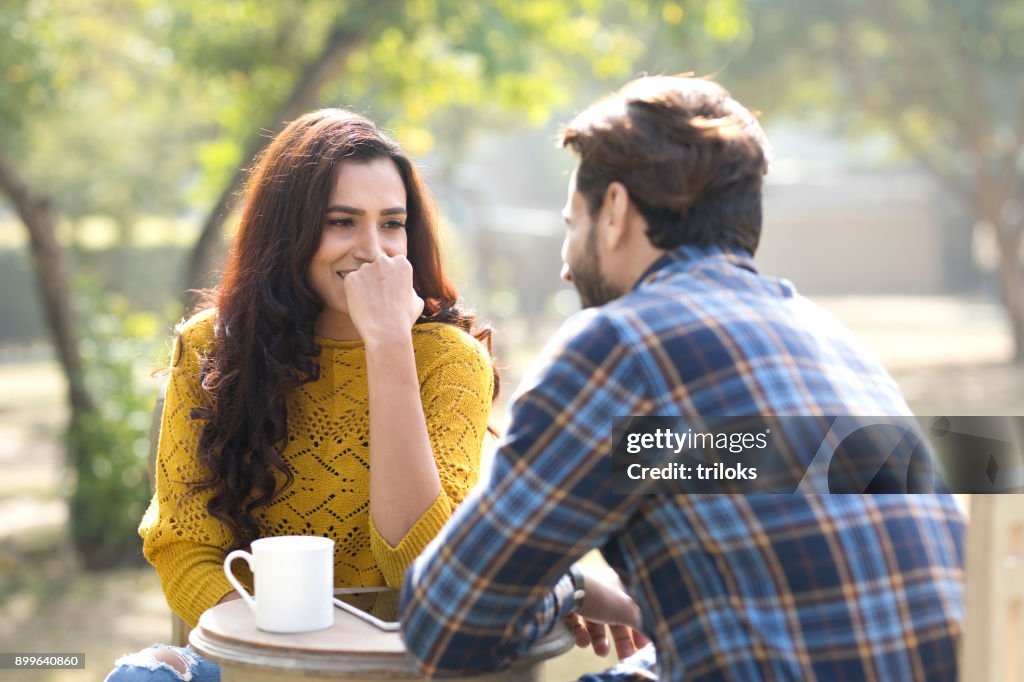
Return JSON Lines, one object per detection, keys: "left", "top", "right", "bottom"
{"left": 104, "top": 645, "right": 220, "bottom": 682}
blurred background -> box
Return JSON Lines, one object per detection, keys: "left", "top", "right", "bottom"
{"left": 1, "top": 0, "right": 1022, "bottom": 679}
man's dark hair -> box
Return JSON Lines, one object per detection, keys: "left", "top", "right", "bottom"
{"left": 560, "top": 75, "right": 770, "bottom": 254}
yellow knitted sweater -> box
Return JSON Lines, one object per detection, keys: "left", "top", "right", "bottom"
{"left": 140, "top": 308, "right": 493, "bottom": 627}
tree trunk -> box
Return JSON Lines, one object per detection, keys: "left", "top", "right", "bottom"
{"left": 993, "top": 223, "right": 1024, "bottom": 363}
{"left": 183, "top": 14, "right": 396, "bottom": 305}
{"left": 0, "top": 148, "right": 94, "bottom": 421}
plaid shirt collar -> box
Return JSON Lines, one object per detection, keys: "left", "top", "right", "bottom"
{"left": 635, "top": 244, "right": 758, "bottom": 290}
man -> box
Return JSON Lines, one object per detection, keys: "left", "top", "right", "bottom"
{"left": 399, "top": 75, "right": 965, "bottom": 681}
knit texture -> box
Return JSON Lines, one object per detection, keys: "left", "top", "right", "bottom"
{"left": 140, "top": 308, "right": 493, "bottom": 627}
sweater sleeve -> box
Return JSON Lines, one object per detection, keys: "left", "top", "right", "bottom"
{"left": 139, "top": 312, "right": 237, "bottom": 628}
{"left": 368, "top": 324, "right": 494, "bottom": 587}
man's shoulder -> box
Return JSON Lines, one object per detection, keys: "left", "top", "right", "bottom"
{"left": 514, "top": 308, "right": 632, "bottom": 388}
{"left": 600, "top": 278, "right": 710, "bottom": 337}
{"left": 620, "top": 260, "right": 831, "bottom": 340}
{"left": 553, "top": 306, "right": 630, "bottom": 353}
{"left": 546, "top": 290, "right": 714, "bottom": 364}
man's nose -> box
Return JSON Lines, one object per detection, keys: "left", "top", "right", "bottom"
{"left": 560, "top": 238, "right": 572, "bottom": 282}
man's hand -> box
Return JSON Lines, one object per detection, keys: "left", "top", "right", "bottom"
{"left": 564, "top": 565, "right": 650, "bottom": 659}
{"left": 566, "top": 614, "right": 650, "bottom": 659}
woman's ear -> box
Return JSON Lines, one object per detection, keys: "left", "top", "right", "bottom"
{"left": 601, "top": 181, "right": 631, "bottom": 251}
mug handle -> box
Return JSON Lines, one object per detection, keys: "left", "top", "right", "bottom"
{"left": 223, "top": 549, "right": 258, "bottom": 614}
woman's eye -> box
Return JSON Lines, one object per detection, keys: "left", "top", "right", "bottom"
{"left": 382, "top": 220, "right": 406, "bottom": 230}
{"left": 326, "top": 217, "right": 355, "bottom": 227}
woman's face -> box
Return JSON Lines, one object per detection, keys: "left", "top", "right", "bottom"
{"left": 309, "top": 158, "right": 408, "bottom": 339}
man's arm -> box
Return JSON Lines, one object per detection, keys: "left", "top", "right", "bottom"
{"left": 399, "top": 311, "right": 651, "bottom": 677}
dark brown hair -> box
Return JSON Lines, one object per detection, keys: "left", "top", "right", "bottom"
{"left": 186, "top": 109, "right": 496, "bottom": 549}
{"left": 560, "top": 75, "right": 770, "bottom": 254}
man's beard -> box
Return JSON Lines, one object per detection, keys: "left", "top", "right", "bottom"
{"left": 572, "top": 226, "right": 622, "bottom": 309}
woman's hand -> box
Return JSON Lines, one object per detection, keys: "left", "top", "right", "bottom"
{"left": 343, "top": 254, "right": 424, "bottom": 342}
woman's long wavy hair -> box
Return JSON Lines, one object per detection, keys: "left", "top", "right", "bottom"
{"left": 185, "top": 109, "right": 497, "bottom": 550}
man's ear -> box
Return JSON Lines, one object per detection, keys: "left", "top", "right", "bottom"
{"left": 601, "top": 181, "right": 631, "bottom": 251}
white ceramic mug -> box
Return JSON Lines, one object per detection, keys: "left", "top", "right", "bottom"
{"left": 223, "top": 535, "right": 335, "bottom": 633}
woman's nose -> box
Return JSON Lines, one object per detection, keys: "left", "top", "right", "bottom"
{"left": 353, "top": 228, "right": 381, "bottom": 262}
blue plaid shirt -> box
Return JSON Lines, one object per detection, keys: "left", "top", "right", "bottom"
{"left": 400, "top": 246, "right": 965, "bottom": 681}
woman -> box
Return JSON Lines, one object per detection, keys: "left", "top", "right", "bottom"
{"left": 107, "top": 109, "right": 496, "bottom": 681}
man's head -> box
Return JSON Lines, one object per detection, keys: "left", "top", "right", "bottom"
{"left": 558, "top": 75, "right": 770, "bottom": 308}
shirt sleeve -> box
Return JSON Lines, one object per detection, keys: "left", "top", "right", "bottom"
{"left": 140, "top": 317, "right": 237, "bottom": 628}
{"left": 369, "top": 325, "right": 494, "bottom": 588}
{"left": 399, "top": 311, "right": 651, "bottom": 677}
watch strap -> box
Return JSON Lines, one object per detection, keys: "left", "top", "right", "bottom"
{"left": 568, "top": 564, "right": 586, "bottom": 613}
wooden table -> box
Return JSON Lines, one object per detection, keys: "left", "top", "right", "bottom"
{"left": 189, "top": 598, "right": 574, "bottom": 681}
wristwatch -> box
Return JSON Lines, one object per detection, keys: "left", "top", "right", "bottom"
{"left": 568, "top": 564, "right": 586, "bottom": 613}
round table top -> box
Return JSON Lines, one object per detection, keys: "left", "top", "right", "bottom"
{"left": 195, "top": 598, "right": 405, "bottom": 655}
{"left": 189, "top": 598, "right": 574, "bottom": 679}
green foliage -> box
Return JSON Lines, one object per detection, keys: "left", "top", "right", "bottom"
{"left": 155, "top": 0, "right": 654, "bottom": 193}
{"left": 66, "top": 281, "right": 162, "bottom": 570}
{"left": 0, "top": 0, "right": 56, "bottom": 147}
{"left": 4, "top": 0, "right": 739, "bottom": 238}
{"left": 5, "top": 0, "right": 212, "bottom": 226}
{"left": 3, "top": 0, "right": 683, "bottom": 234}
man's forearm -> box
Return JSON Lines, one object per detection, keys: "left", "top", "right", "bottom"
{"left": 400, "top": 565, "right": 579, "bottom": 676}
